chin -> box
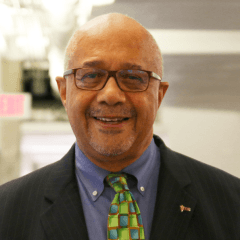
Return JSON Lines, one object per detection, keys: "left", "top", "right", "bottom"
{"left": 89, "top": 135, "right": 135, "bottom": 158}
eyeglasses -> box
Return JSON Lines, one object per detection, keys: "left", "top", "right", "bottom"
{"left": 63, "top": 68, "right": 161, "bottom": 92}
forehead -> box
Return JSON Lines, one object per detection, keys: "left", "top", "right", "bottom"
{"left": 67, "top": 29, "right": 155, "bottom": 71}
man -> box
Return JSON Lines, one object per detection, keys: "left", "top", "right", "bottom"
{"left": 0, "top": 13, "right": 240, "bottom": 240}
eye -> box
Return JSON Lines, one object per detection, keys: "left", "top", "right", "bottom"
{"left": 85, "top": 73, "right": 98, "bottom": 79}
{"left": 128, "top": 75, "right": 142, "bottom": 81}
{"left": 123, "top": 74, "right": 143, "bottom": 83}
{"left": 118, "top": 70, "right": 145, "bottom": 83}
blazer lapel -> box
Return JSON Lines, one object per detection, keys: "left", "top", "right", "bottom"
{"left": 40, "top": 144, "right": 89, "bottom": 240}
{"left": 150, "top": 136, "right": 197, "bottom": 239}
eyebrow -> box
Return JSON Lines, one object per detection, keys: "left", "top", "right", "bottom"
{"left": 81, "top": 60, "right": 104, "bottom": 68}
{"left": 121, "top": 63, "right": 143, "bottom": 70}
{"left": 81, "top": 60, "right": 143, "bottom": 70}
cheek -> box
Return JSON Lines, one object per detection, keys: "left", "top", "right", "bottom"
{"left": 130, "top": 92, "right": 158, "bottom": 127}
{"left": 143, "top": 97, "right": 157, "bottom": 123}
{"left": 66, "top": 87, "right": 96, "bottom": 129}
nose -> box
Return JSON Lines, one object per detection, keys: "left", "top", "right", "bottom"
{"left": 96, "top": 76, "right": 126, "bottom": 105}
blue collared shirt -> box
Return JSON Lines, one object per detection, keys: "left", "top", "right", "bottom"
{"left": 75, "top": 138, "right": 160, "bottom": 240}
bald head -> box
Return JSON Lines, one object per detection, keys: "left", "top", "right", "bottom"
{"left": 64, "top": 13, "right": 162, "bottom": 75}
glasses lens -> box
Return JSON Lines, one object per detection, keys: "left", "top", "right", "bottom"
{"left": 117, "top": 70, "right": 148, "bottom": 91}
{"left": 75, "top": 68, "right": 107, "bottom": 90}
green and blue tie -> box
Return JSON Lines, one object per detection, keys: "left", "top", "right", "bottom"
{"left": 106, "top": 173, "right": 145, "bottom": 240}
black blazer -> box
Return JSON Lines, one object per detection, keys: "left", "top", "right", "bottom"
{"left": 0, "top": 135, "right": 240, "bottom": 240}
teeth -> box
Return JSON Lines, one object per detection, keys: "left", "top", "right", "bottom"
{"left": 96, "top": 118, "right": 124, "bottom": 122}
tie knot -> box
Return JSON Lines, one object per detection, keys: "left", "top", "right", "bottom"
{"left": 106, "top": 173, "right": 129, "bottom": 193}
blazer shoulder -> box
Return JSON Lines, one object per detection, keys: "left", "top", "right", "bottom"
{"left": 154, "top": 135, "right": 240, "bottom": 200}
{"left": 0, "top": 144, "right": 77, "bottom": 239}
{"left": 0, "top": 143, "right": 75, "bottom": 200}
{"left": 167, "top": 148, "right": 240, "bottom": 204}
{"left": 179, "top": 151, "right": 240, "bottom": 186}
{"left": 0, "top": 160, "right": 60, "bottom": 200}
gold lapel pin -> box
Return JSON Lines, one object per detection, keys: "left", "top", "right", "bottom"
{"left": 180, "top": 205, "right": 191, "bottom": 212}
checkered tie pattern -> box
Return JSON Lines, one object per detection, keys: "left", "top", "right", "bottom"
{"left": 106, "top": 173, "right": 145, "bottom": 240}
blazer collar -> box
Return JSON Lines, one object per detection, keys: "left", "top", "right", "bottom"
{"left": 151, "top": 135, "right": 197, "bottom": 239}
{"left": 41, "top": 143, "right": 89, "bottom": 240}
{"left": 43, "top": 143, "right": 76, "bottom": 201}
{"left": 153, "top": 134, "right": 192, "bottom": 188}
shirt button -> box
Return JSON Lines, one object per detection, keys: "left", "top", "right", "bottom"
{"left": 92, "top": 190, "right": 98, "bottom": 196}
{"left": 140, "top": 186, "right": 145, "bottom": 192}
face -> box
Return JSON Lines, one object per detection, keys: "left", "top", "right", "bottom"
{"left": 57, "top": 24, "right": 168, "bottom": 171}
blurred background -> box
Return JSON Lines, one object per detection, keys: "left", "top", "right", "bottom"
{"left": 0, "top": 0, "right": 239, "bottom": 185}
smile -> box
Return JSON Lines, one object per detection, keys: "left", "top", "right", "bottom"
{"left": 93, "top": 117, "right": 130, "bottom": 128}
{"left": 94, "top": 117, "right": 129, "bottom": 122}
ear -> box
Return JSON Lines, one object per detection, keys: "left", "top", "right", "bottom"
{"left": 56, "top": 76, "right": 67, "bottom": 109}
{"left": 158, "top": 82, "right": 169, "bottom": 108}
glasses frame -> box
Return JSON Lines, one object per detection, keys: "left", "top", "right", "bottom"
{"left": 63, "top": 68, "right": 162, "bottom": 92}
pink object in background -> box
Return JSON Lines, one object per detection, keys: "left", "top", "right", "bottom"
{"left": 0, "top": 94, "right": 25, "bottom": 117}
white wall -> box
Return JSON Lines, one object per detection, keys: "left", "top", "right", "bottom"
{"left": 154, "top": 107, "right": 240, "bottom": 178}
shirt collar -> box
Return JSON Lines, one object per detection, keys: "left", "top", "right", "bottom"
{"left": 75, "top": 138, "right": 160, "bottom": 201}
{"left": 121, "top": 138, "right": 160, "bottom": 196}
{"left": 75, "top": 144, "right": 110, "bottom": 202}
